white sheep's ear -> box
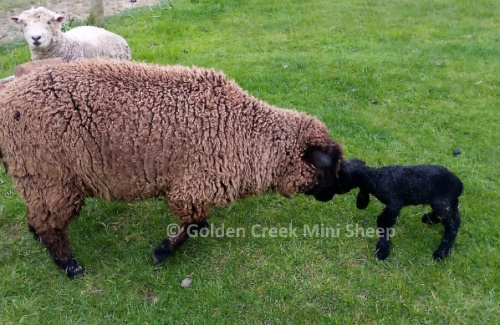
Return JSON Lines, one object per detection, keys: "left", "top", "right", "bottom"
{"left": 55, "top": 15, "right": 65, "bottom": 23}
{"left": 10, "top": 17, "right": 20, "bottom": 24}
{"left": 304, "top": 149, "right": 332, "bottom": 169}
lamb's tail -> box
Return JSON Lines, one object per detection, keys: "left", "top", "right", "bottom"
{"left": 457, "top": 178, "right": 464, "bottom": 197}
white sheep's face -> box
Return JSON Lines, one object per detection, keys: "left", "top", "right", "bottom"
{"left": 10, "top": 7, "right": 65, "bottom": 51}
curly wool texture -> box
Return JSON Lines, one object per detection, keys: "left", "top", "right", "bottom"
{"left": 335, "top": 159, "right": 463, "bottom": 260}
{"left": 12, "top": 7, "right": 131, "bottom": 62}
{"left": 0, "top": 60, "right": 342, "bottom": 231}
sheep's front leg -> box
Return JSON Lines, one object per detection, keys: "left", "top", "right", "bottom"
{"left": 375, "top": 203, "right": 402, "bottom": 260}
{"left": 152, "top": 197, "right": 210, "bottom": 265}
{"left": 151, "top": 219, "right": 209, "bottom": 265}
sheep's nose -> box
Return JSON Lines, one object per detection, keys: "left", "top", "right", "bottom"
{"left": 31, "top": 35, "right": 41, "bottom": 41}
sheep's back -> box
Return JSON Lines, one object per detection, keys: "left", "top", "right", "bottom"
{"left": 0, "top": 60, "right": 259, "bottom": 202}
{"left": 65, "top": 26, "right": 131, "bottom": 60}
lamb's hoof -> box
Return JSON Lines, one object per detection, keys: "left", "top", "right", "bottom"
{"left": 422, "top": 213, "right": 440, "bottom": 225}
{"left": 432, "top": 249, "right": 449, "bottom": 261}
{"left": 375, "top": 241, "right": 390, "bottom": 260}
{"left": 65, "top": 258, "right": 85, "bottom": 279}
{"left": 375, "top": 249, "right": 390, "bottom": 260}
{"left": 152, "top": 239, "right": 172, "bottom": 265}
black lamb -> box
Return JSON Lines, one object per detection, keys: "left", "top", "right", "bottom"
{"left": 335, "top": 159, "right": 463, "bottom": 261}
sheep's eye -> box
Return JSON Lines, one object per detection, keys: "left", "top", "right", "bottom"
{"left": 47, "top": 21, "right": 51, "bottom": 25}
{"left": 23, "top": 22, "right": 27, "bottom": 27}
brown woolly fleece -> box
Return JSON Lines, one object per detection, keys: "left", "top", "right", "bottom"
{"left": 0, "top": 59, "right": 342, "bottom": 276}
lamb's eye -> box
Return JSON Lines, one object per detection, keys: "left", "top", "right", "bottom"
{"left": 23, "top": 23, "right": 27, "bottom": 27}
{"left": 47, "top": 21, "right": 51, "bottom": 25}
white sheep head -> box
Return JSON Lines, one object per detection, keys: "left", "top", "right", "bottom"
{"left": 10, "top": 7, "right": 65, "bottom": 51}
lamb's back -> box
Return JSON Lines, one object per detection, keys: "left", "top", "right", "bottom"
{"left": 375, "top": 165, "right": 462, "bottom": 205}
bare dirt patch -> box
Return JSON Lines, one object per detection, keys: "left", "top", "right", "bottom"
{"left": 1, "top": 0, "right": 160, "bottom": 43}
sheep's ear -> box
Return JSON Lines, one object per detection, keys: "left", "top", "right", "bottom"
{"left": 55, "top": 15, "right": 65, "bottom": 23}
{"left": 10, "top": 17, "right": 20, "bottom": 24}
{"left": 304, "top": 148, "right": 332, "bottom": 169}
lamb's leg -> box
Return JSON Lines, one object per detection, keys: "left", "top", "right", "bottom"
{"left": 356, "top": 191, "right": 370, "bottom": 209}
{"left": 433, "top": 206, "right": 461, "bottom": 261}
{"left": 151, "top": 200, "right": 209, "bottom": 265}
{"left": 375, "top": 203, "right": 402, "bottom": 260}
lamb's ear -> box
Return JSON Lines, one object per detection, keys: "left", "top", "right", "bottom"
{"left": 10, "top": 17, "right": 20, "bottom": 24}
{"left": 55, "top": 15, "right": 65, "bottom": 23}
{"left": 303, "top": 148, "right": 332, "bottom": 169}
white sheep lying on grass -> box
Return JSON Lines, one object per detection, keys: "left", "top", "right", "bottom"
{"left": 10, "top": 7, "right": 131, "bottom": 62}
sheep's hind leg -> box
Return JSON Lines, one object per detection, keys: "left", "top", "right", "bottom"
{"left": 38, "top": 228, "right": 84, "bottom": 278}
{"left": 375, "top": 203, "right": 402, "bottom": 260}
{"left": 433, "top": 206, "right": 461, "bottom": 261}
{"left": 23, "top": 178, "right": 85, "bottom": 278}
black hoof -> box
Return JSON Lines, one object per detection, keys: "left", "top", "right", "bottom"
{"left": 198, "top": 219, "right": 209, "bottom": 229}
{"left": 433, "top": 249, "right": 450, "bottom": 261}
{"left": 152, "top": 239, "right": 172, "bottom": 265}
{"left": 28, "top": 225, "right": 41, "bottom": 243}
{"left": 375, "top": 241, "right": 390, "bottom": 260}
{"left": 65, "top": 258, "right": 85, "bottom": 279}
{"left": 375, "top": 249, "right": 390, "bottom": 260}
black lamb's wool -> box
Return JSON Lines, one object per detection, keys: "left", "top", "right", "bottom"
{"left": 336, "top": 159, "right": 463, "bottom": 261}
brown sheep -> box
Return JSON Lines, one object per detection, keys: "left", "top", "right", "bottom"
{"left": 0, "top": 60, "right": 343, "bottom": 278}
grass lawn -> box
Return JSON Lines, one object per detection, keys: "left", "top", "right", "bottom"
{"left": 0, "top": 0, "right": 499, "bottom": 323}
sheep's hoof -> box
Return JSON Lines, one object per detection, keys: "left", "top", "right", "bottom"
{"left": 198, "top": 219, "right": 209, "bottom": 229}
{"left": 152, "top": 239, "right": 172, "bottom": 265}
{"left": 28, "top": 225, "right": 42, "bottom": 243}
{"left": 432, "top": 249, "right": 449, "bottom": 261}
{"left": 65, "top": 258, "right": 85, "bottom": 279}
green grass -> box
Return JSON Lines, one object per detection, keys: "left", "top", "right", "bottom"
{"left": 1, "top": 0, "right": 499, "bottom": 323}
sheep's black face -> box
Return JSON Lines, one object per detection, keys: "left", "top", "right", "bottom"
{"left": 335, "top": 159, "right": 366, "bottom": 194}
{"left": 303, "top": 146, "right": 343, "bottom": 202}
